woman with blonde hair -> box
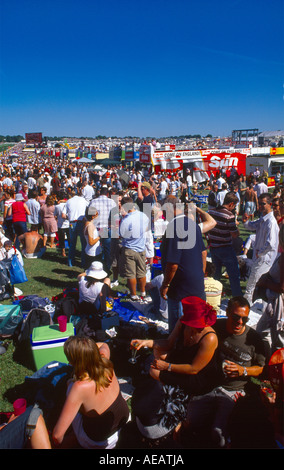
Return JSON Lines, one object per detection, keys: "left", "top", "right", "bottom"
{"left": 52, "top": 336, "right": 129, "bottom": 449}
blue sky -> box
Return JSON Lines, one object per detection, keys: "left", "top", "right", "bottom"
{"left": 0, "top": 0, "right": 283, "bottom": 138}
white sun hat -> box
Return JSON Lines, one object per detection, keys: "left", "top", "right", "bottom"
{"left": 86, "top": 261, "right": 107, "bottom": 280}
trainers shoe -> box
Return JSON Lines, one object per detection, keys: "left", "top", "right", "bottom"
{"left": 125, "top": 294, "right": 140, "bottom": 302}
{"left": 140, "top": 295, "right": 152, "bottom": 303}
{"left": 111, "top": 280, "right": 119, "bottom": 288}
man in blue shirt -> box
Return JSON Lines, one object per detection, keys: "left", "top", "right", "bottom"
{"left": 119, "top": 196, "right": 150, "bottom": 302}
{"left": 160, "top": 196, "right": 206, "bottom": 333}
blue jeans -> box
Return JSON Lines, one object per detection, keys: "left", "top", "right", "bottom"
{"left": 0, "top": 405, "right": 42, "bottom": 449}
{"left": 167, "top": 298, "right": 183, "bottom": 334}
{"left": 210, "top": 245, "right": 242, "bottom": 297}
{"left": 99, "top": 227, "right": 112, "bottom": 273}
{"left": 68, "top": 220, "right": 86, "bottom": 268}
{"left": 13, "top": 221, "right": 27, "bottom": 249}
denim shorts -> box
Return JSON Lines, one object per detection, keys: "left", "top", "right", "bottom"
{"left": 0, "top": 405, "right": 43, "bottom": 449}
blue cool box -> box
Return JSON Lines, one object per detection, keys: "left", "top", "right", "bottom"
{"left": 31, "top": 323, "right": 75, "bottom": 370}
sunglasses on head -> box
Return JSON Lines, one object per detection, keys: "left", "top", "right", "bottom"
{"left": 231, "top": 313, "right": 249, "bottom": 324}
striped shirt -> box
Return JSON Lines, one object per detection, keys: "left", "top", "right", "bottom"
{"left": 89, "top": 195, "right": 116, "bottom": 229}
{"left": 208, "top": 207, "right": 238, "bottom": 248}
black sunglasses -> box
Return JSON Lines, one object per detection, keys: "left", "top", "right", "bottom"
{"left": 231, "top": 313, "right": 249, "bottom": 324}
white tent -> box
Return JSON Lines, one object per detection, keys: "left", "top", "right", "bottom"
{"left": 72, "top": 157, "right": 94, "bottom": 163}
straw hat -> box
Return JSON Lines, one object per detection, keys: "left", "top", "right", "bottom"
{"left": 142, "top": 182, "right": 151, "bottom": 190}
{"left": 85, "top": 261, "right": 107, "bottom": 280}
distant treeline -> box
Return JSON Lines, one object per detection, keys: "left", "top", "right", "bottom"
{"left": 0, "top": 135, "right": 24, "bottom": 143}
{"left": 0, "top": 133, "right": 214, "bottom": 143}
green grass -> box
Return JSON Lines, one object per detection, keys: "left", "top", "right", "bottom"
{"left": 0, "top": 200, "right": 252, "bottom": 412}
{"left": 0, "top": 248, "right": 83, "bottom": 411}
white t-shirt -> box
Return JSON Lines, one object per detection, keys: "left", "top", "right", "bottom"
{"left": 186, "top": 174, "right": 192, "bottom": 187}
{"left": 79, "top": 277, "right": 104, "bottom": 305}
{"left": 217, "top": 177, "right": 226, "bottom": 190}
{"left": 160, "top": 180, "right": 168, "bottom": 196}
{"left": 54, "top": 202, "right": 69, "bottom": 229}
{"left": 82, "top": 184, "right": 95, "bottom": 203}
{"left": 84, "top": 223, "right": 102, "bottom": 257}
{"left": 64, "top": 196, "right": 87, "bottom": 222}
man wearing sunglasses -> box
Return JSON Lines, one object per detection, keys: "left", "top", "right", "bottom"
{"left": 184, "top": 296, "right": 266, "bottom": 448}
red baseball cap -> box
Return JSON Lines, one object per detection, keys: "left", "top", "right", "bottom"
{"left": 181, "top": 296, "right": 217, "bottom": 328}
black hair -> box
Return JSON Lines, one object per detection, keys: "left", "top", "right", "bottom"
{"left": 259, "top": 193, "right": 272, "bottom": 204}
{"left": 206, "top": 261, "right": 216, "bottom": 277}
{"left": 223, "top": 191, "right": 239, "bottom": 206}
{"left": 227, "top": 296, "right": 250, "bottom": 313}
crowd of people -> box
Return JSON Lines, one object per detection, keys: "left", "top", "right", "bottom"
{"left": 0, "top": 150, "right": 283, "bottom": 449}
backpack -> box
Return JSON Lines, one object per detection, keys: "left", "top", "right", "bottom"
{"left": 53, "top": 295, "right": 79, "bottom": 323}
{"left": 16, "top": 295, "right": 52, "bottom": 315}
{"left": 14, "top": 308, "right": 53, "bottom": 368}
{"left": 17, "top": 308, "right": 53, "bottom": 344}
{"left": 0, "top": 260, "right": 13, "bottom": 301}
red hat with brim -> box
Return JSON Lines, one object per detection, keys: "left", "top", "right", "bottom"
{"left": 181, "top": 296, "right": 217, "bottom": 328}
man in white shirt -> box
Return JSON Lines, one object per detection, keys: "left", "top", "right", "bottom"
{"left": 169, "top": 176, "right": 178, "bottom": 196}
{"left": 158, "top": 176, "right": 168, "bottom": 201}
{"left": 242, "top": 193, "right": 279, "bottom": 305}
{"left": 43, "top": 176, "right": 51, "bottom": 195}
{"left": 2, "top": 175, "right": 13, "bottom": 187}
{"left": 81, "top": 180, "right": 95, "bottom": 205}
{"left": 26, "top": 190, "right": 41, "bottom": 226}
{"left": 186, "top": 170, "right": 192, "bottom": 189}
{"left": 216, "top": 183, "right": 228, "bottom": 207}
{"left": 216, "top": 175, "right": 226, "bottom": 190}
{"left": 63, "top": 189, "right": 88, "bottom": 267}
{"left": 54, "top": 191, "right": 70, "bottom": 257}
{"left": 254, "top": 178, "right": 268, "bottom": 198}
{"left": 27, "top": 174, "right": 37, "bottom": 192}
{"left": 89, "top": 187, "right": 116, "bottom": 272}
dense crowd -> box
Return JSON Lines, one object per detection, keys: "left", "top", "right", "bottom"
{"left": 0, "top": 150, "right": 283, "bottom": 450}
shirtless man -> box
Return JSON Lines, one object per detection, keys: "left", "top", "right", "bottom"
{"left": 18, "top": 225, "right": 46, "bottom": 258}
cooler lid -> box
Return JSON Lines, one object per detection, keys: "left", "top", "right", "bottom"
{"left": 31, "top": 323, "right": 74, "bottom": 342}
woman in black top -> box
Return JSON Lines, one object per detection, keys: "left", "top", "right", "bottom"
{"left": 52, "top": 336, "right": 129, "bottom": 449}
{"left": 130, "top": 297, "right": 218, "bottom": 440}
{"left": 132, "top": 296, "right": 218, "bottom": 396}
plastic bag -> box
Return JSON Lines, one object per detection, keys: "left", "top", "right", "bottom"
{"left": 9, "top": 254, "right": 28, "bottom": 284}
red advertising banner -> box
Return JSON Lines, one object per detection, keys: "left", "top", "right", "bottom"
{"left": 200, "top": 151, "right": 247, "bottom": 174}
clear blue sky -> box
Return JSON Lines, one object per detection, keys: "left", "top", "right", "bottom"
{"left": 0, "top": 0, "right": 283, "bottom": 138}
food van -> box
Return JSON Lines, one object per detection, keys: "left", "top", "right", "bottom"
{"left": 139, "top": 143, "right": 248, "bottom": 182}
{"left": 139, "top": 144, "right": 283, "bottom": 186}
{"left": 246, "top": 147, "right": 284, "bottom": 186}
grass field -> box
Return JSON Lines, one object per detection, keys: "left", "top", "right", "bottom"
{"left": 0, "top": 202, "right": 251, "bottom": 412}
